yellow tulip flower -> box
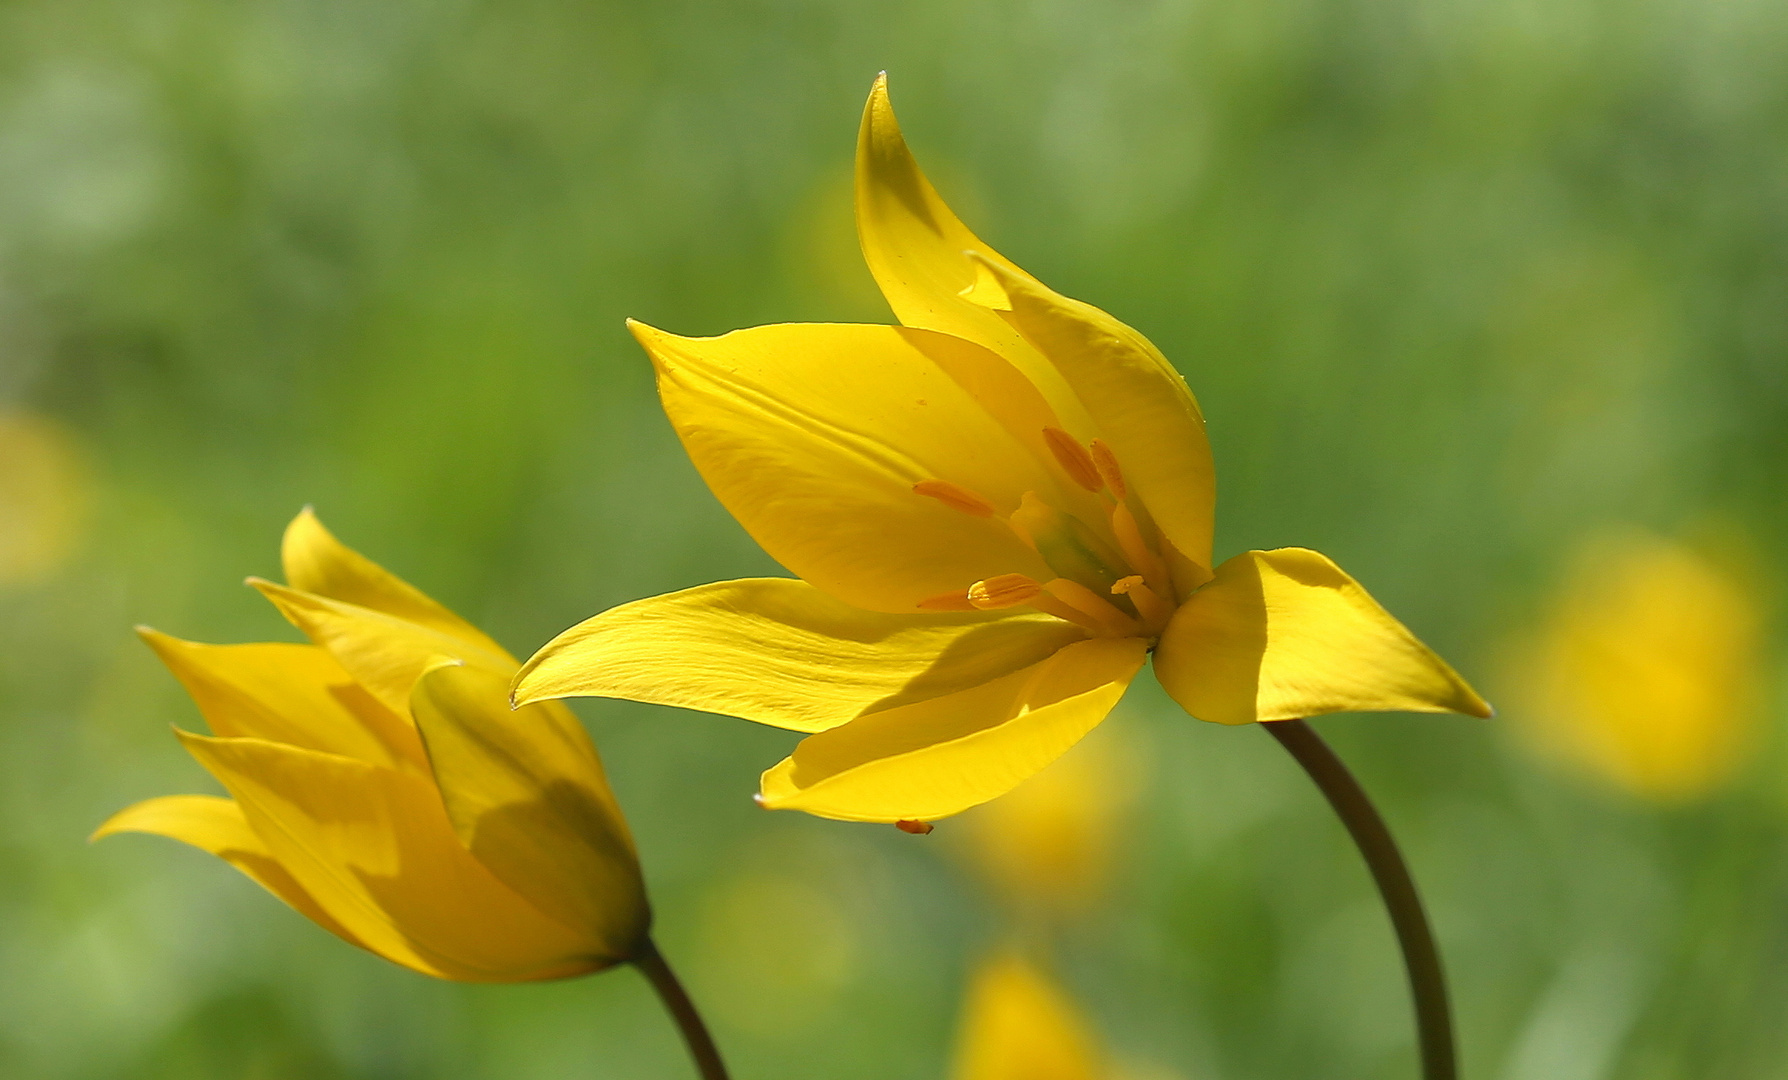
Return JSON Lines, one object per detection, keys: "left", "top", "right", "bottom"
{"left": 951, "top": 952, "right": 1104, "bottom": 1080}
{"left": 96, "top": 509, "right": 650, "bottom": 982}
{"left": 515, "top": 76, "right": 1490, "bottom": 825}
{"left": 1514, "top": 529, "right": 1763, "bottom": 802}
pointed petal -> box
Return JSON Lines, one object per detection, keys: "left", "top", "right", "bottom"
{"left": 281, "top": 509, "right": 509, "bottom": 658}
{"left": 759, "top": 637, "right": 1147, "bottom": 822}
{"left": 1153, "top": 549, "right": 1491, "bottom": 725}
{"left": 635, "top": 320, "right": 1061, "bottom": 612}
{"left": 968, "top": 256, "right": 1216, "bottom": 573}
{"left": 854, "top": 76, "right": 1096, "bottom": 438}
{"left": 410, "top": 663, "right": 649, "bottom": 958}
{"left": 91, "top": 794, "right": 366, "bottom": 948}
{"left": 952, "top": 953, "right": 1103, "bottom": 1080}
{"left": 514, "top": 578, "right": 1089, "bottom": 733}
{"left": 137, "top": 629, "right": 426, "bottom": 773}
{"left": 177, "top": 730, "right": 608, "bottom": 981}
{"left": 251, "top": 579, "right": 515, "bottom": 717}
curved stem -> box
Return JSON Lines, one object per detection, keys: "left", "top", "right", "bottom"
{"left": 635, "top": 936, "right": 731, "bottom": 1080}
{"left": 1264, "top": 719, "right": 1456, "bottom": 1080}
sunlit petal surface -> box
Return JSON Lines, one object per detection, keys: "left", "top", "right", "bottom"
{"left": 759, "top": 637, "right": 1146, "bottom": 822}
{"left": 515, "top": 577, "right": 1086, "bottom": 732}
{"left": 1155, "top": 548, "right": 1490, "bottom": 725}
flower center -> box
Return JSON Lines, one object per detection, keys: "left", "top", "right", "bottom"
{"left": 913, "top": 429, "right": 1179, "bottom": 638}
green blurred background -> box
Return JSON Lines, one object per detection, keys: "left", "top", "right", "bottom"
{"left": 4, "top": 0, "right": 1788, "bottom": 1077}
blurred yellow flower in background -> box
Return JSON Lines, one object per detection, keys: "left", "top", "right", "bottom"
{"left": 515, "top": 75, "right": 1490, "bottom": 826}
{"left": 959, "top": 729, "right": 1133, "bottom": 919}
{"left": 952, "top": 952, "right": 1104, "bottom": 1080}
{"left": 1512, "top": 528, "right": 1764, "bottom": 802}
{"left": 95, "top": 509, "right": 650, "bottom": 981}
{"left": 0, "top": 410, "right": 89, "bottom": 586}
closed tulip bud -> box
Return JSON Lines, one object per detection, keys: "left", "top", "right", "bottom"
{"left": 95, "top": 509, "right": 651, "bottom": 982}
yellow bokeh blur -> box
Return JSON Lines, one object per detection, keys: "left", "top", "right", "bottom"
{"left": 1512, "top": 528, "right": 1766, "bottom": 802}
{"left": 957, "top": 728, "right": 1136, "bottom": 918}
{"left": 951, "top": 952, "right": 1103, "bottom": 1080}
{"left": 0, "top": 411, "right": 88, "bottom": 586}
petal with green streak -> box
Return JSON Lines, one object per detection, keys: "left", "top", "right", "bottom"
{"left": 855, "top": 76, "right": 1097, "bottom": 440}
{"left": 410, "top": 662, "right": 649, "bottom": 958}
{"left": 635, "top": 320, "right": 1061, "bottom": 613}
{"left": 1153, "top": 548, "right": 1492, "bottom": 726}
{"left": 967, "top": 256, "right": 1216, "bottom": 574}
{"left": 514, "top": 578, "right": 1089, "bottom": 732}
{"left": 251, "top": 579, "right": 515, "bottom": 717}
{"left": 281, "top": 508, "right": 510, "bottom": 659}
{"left": 177, "top": 730, "right": 608, "bottom": 982}
{"left": 91, "top": 794, "right": 366, "bottom": 948}
{"left": 759, "top": 636, "right": 1147, "bottom": 822}
{"left": 138, "top": 629, "right": 426, "bottom": 773}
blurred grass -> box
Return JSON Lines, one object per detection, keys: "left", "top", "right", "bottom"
{"left": 3, "top": 0, "right": 1788, "bottom": 1077}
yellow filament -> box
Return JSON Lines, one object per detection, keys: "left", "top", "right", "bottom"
{"left": 1111, "top": 575, "right": 1175, "bottom": 630}
{"left": 918, "top": 589, "right": 977, "bottom": 611}
{"left": 1023, "top": 590, "right": 1109, "bottom": 634}
{"left": 1110, "top": 503, "right": 1172, "bottom": 600}
{"left": 913, "top": 480, "right": 999, "bottom": 518}
{"left": 969, "top": 574, "right": 1044, "bottom": 610}
{"left": 1090, "top": 439, "right": 1127, "bottom": 500}
{"left": 1042, "top": 427, "right": 1102, "bottom": 492}
{"left": 1044, "top": 578, "right": 1143, "bottom": 636}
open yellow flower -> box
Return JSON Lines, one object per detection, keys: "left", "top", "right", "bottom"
{"left": 515, "top": 76, "right": 1489, "bottom": 824}
{"left": 95, "top": 509, "right": 650, "bottom": 982}
{"left": 952, "top": 952, "right": 1104, "bottom": 1080}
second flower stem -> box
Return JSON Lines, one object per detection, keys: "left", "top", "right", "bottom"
{"left": 1264, "top": 718, "right": 1456, "bottom": 1080}
{"left": 635, "top": 936, "right": 731, "bottom": 1080}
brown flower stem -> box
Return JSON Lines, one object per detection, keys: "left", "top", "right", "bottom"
{"left": 634, "top": 936, "right": 731, "bottom": 1080}
{"left": 1264, "top": 719, "right": 1457, "bottom": 1080}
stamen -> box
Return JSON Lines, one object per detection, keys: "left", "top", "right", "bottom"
{"left": 896, "top": 819, "right": 935, "bottom": 835}
{"left": 1045, "top": 578, "right": 1144, "bottom": 636}
{"left": 968, "top": 573, "right": 1043, "bottom": 610}
{"left": 914, "top": 480, "right": 998, "bottom": 518}
{"left": 1090, "top": 439, "right": 1127, "bottom": 500}
{"left": 1112, "top": 575, "right": 1175, "bottom": 628}
{"left": 1042, "top": 427, "right": 1102, "bottom": 492}
{"left": 1111, "top": 502, "right": 1172, "bottom": 599}
{"left": 1024, "top": 590, "right": 1109, "bottom": 634}
{"left": 918, "top": 589, "right": 977, "bottom": 611}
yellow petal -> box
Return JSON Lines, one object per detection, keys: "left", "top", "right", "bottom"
{"left": 634, "top": 320, "right": 1062, "bottom": 612}
{"left": 137, "top": 628, "right": 426, "bottom": 773}
{"left": 952, "top": 953, "right": 1103, "bottom": 1080}
{"left": 1154, "top": 548, "right": 1491, "bottom": 725}
{"left": 91, "top": 794, "right": 366, "bottom": 949}
{"left": 967, "top": 255, "right": 1216, "bottom": 574}
{"left": 251, "top": 579, "right": 515, "bottom": 717}
{"left": 177, "top": 729, "right": 608, "bottom": 982}
{"left": 514, "top": 578, "right": 1088, "bottom": 733}
{"left": 854, "top": 76, "right": 1096, "bottom": 440}
{"left": 281, "top": 508, "right": 509, "bottom": 659}
{"left": 759, "top": 637, "right": 1146, "bottom": 822}
{"left": 410, "top": 662, "right": 649, "bottom": 958}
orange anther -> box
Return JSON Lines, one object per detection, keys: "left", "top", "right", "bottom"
{"left": 1111, "top": 575, "right": 1145, "bottom": 595}
{"left": 896, "top": 819, "right": 934, "bottom": 835}
{"left": 1090, "top": 439, "right": 1127, "bottom": 500}
{"left": 1042, "top": 427, "right": 1102, "bottom": 492}
{"left": 914, "top": 479, "right": 998, "bottom": 518}
{"left": 968, "top": 573, "right": 1043, "bottom": 609}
